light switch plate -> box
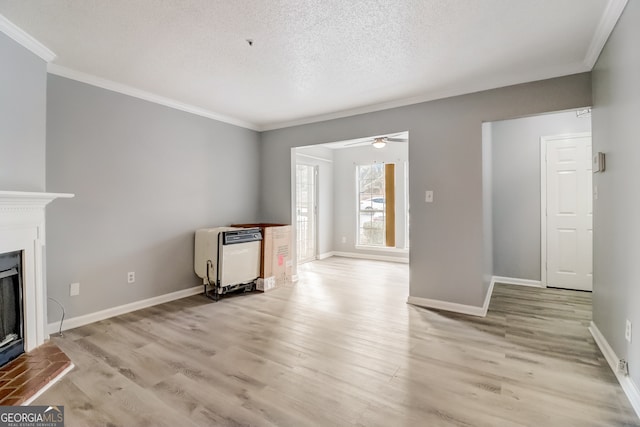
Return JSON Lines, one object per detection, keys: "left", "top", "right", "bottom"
{"left": 70, "top": 282, "right": 80, "bottom": 296}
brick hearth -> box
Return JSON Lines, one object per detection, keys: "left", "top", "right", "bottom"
{"left": 0, "top": 341, "right": 71, "bottom": 405}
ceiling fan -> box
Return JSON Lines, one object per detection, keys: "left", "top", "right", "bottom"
{"left": 343, "top": 133, "right": 408, "bottom": 149}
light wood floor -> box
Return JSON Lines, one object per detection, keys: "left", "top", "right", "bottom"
{"left": 37, "top": 257, "right": 639, "bottom": 426}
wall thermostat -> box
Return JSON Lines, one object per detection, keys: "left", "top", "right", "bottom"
{"left": 593, "top": 152, "right": 606, "bottom": 173}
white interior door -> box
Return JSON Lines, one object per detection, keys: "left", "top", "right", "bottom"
{"left": 545, "top": 134, "right": 592, "bottom": 291}
{"left": 296, "top": 164, "right": 317, "bottom": 264}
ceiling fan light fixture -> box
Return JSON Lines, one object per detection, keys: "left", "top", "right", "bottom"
{"left": 372, "top": 138, "right": 386, "bottom": 149}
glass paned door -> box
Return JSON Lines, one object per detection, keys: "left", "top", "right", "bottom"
{"left": 296, "top": 164, "right": 317, "bottom": 264}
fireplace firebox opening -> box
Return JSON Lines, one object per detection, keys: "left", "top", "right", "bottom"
{"left": 0, "top": 251, "right": 24, "bottom": 367}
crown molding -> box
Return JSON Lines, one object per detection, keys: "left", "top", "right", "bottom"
{"left": 46, "top": 62, "right": 588, "bottom": 133}
{"left": 584, "top": 0, "right": 628, "bottom": 69}
{"left": 3, "top": 3, "right": 621, "bottom": 131}
{"left": 47, "top": 63, "right": 260, "bottom": 131}
{"left": 260, "top": 65, "right": 589, "bottom": 131}
{"left": 0, "top": 14, "right": 56, "bottom": 62}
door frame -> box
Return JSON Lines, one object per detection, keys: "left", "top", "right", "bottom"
{"left": 295, "top": 162, "right": 319, "bottom": 264}
{"left": 540, "top": 132, "right": 592, "bottom": 288}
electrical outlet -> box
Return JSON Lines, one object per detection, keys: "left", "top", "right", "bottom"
{"left": 69, "top": 282, "right": 80, "bottom": 296}
{"left": 127, "top": 272, "right": 135, "bottom": 284}
{"left": 618, "top": 359, "right": 629, "bottom": 376}
{"left": 625, "top": 320, "right": 632, "bottom": 343}
{"left": 425, "top": 190, "right": 434, "bottom": 203}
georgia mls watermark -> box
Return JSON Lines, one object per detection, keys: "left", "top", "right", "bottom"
{"left": 0, "top": 406, "right": 64, "bottom": 427}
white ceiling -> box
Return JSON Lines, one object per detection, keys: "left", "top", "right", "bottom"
{"left": 0, "top": 1, "right": 624, "bottom": 131}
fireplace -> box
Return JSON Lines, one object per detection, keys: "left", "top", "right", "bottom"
{"left": 0, "top": 191, "right": 73, "bottom": 356}
{"left": 0, "top": 251, "right": 24, "bottom": 366}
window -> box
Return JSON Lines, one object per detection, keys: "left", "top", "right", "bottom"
{"left": 357, "top": 163, "right": 395, "bottom": 247}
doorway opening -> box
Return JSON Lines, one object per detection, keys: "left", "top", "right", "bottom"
{"left": 291, "top": 131, "right": 410, "bottom": 275}
{"left": 483, "top": 109, "right": 593, "bottom": 292}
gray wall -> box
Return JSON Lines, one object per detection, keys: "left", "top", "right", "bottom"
{"left": 490, "top": 110, "right": 591, "bottom": 281}
{"left": 260, "top": 73, "right": 591, "bottom": 307}
{"left": 295, "top": 146, "right": 334, "bottom": 257}
{"left": 481, "top": 123, "right": 493, "bottom": 293}
{"left": 46, "top": 75, "right": 261, "bottom": 322}
{"left": 332, "top": 143, "right": 409, "bottom": 258}
{"left": 592, "top": 1, "right": 640, "bottom": 387}
{"left": 0, "top": 32, "right": 47, "bottom": 191}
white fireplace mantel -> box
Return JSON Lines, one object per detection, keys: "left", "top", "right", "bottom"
{"left": 0, "top": 190, "right": 74, "bottom": 352}
{"left": 0, "top": 190, "right": 74, "bottom": 207}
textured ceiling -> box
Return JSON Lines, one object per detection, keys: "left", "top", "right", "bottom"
{"left": 0, "top": 1, "right": 616, "bottom": 130}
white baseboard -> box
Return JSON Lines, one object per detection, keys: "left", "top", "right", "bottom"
{"left": 482, "top": 279, "right": 496, "bottom": 316}
{"left": 589, "top": 321, "right": 640, "bottom": 418}
{"left": 47, "top": 285, "right": 203, "bottom": 334}
{"left": 492, "top": 275, "right": 543, "bottom": 288}
{"left": 333, "top": 251, "right": 409, "bottom": 264}
{"left": 407, "top": 277, "right": 495, "bottom": 318}
{"left": 22, "top": 363, "right": 75, "bottom": 406}
{"left": 317, "top": 251, "right": 335, "bottom": 260}
{"left": 407, "top": 295, "right": 485, "bottom": 317}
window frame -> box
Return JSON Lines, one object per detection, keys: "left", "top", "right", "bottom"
{"left": 355, "top": 163, "right": 388, "bottom": 247}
